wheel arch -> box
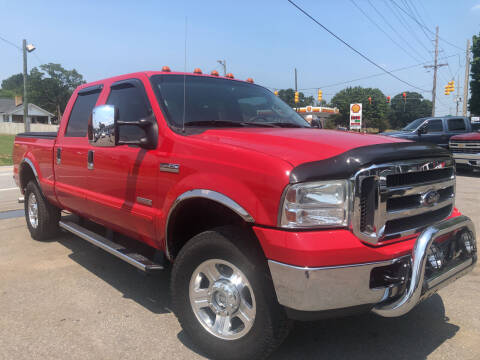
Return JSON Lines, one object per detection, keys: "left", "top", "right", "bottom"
{"left": 19, "top": 158, "right": 40, "bottom": 193}
{"left": 165, "top": 189, "right": 256, "bottom": 261}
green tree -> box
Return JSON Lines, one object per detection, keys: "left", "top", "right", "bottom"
{"left": 469, "top": 33, "right": 480, "bottom": 115}
{"left": 28, "top": 63, "right": 85, "bottom": 118}
{"left": 330, "top": 86, "right": 389, "bottom": 131}
{"left": 388, "top": 92, "right": 432, "bottom": 129}
{"left": 0, "top": 64, "right": 85, "bottom": 119}
{"left": 277, "top": 88, "right": 315, "bottom": 107}
{"left": 1, "top": 73, "right": 24, "bottom": 95}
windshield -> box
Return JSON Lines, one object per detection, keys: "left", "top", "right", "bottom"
{"left": 402, "top": 118, "right": 429, "bottom": 131}
{"left": 150, "top": 75, "right": 310, "bottom": 129}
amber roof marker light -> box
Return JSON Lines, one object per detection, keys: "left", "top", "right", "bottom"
{"left": 246, "top": 78, "right": 254, "bottom": 83}
{"left": 226, "top": 73, "right": 234, "bottom": 79}
{"left": 210, "top": 70, "right": 219, "bottom": 76}
{"left": 193, "top": 68, "right": 202, "bottom": 74}
{"left": 162, "top": 66, "right": 171, "bottom": 72}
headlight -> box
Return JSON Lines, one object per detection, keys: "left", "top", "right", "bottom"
{"left": 279, "top": 180, "right": 350, "bottom": 228}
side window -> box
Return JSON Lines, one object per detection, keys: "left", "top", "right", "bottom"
{"left": 65, "top": 88, "right": 101, "bottom": 137}
{"left": 447, "top": 118, "right": 466, "bottom": 131}
{"left": 106, "top": 80, "right": 151, "bottom": 142}
{"left": 426, "top": 119, "right": 443, "bottom": 132}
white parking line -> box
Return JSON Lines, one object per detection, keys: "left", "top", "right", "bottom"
{"left": 0, "top": 173, "right": 13, "bottom": 176}
{"left": 0, "top": 187, "right": 18, "bottom": 192}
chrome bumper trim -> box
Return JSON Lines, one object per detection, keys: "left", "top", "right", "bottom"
{"left": 452, "top": 153, "right": 480, "bottom": 165}
{"left": 268, "top": 215, "right": 476, "bottom": 314}
{"left": 267, "top": 258, "right": 397, "bottom": 312}
{"left": 372, "top": 215, "right": 476, "bottom": 317}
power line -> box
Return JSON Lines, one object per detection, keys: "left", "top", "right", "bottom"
{"left": 390, "top": 0, "right": 464, "bottom": 51}
{"left": 366, "top": 0, "right": 428, "bottom": 61}
{"left": 286, "top": 0, "right": 429, "bottom": 92}
{"left": 350, "top": 0, "right": 422, "bottom": 63}
{"left": 297, "top": 54, "right": 458, "bottom": 91}
{"left": 0, "top": 34, "right": 21, "bottom": 51}
{"left": 381, "top": 0, "right": 432, "bottom": 57}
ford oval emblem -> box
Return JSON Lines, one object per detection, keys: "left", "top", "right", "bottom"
{"left": 421, "top": 190, "right": 440, "bottom": 207}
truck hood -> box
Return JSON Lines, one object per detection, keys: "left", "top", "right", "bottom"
{"left": 192, "top": 128, "right": 408, "bottom": 167}
{"left": 450, "top": 132, "right": 480, "bottom": 141}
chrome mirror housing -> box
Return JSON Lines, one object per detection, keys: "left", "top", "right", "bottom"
{"left": 88, "top": 105, "right": 117, "bottom": 147}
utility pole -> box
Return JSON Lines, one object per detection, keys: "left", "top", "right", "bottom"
{"left": 294, "top": 68, "right": 298, "bottom": 91}
{"left": 217, "top": 59, "right": 226, "bottom": 76}
{"left": 455, "top": 72, "right": 461, "bottom": 116}
{"left": 463, "top": 39, "right": 471, "bottom": 116}
{"left": 424, "top": 26, "right": 447, "bottom": 117}
{"left": 23, "top": 39, "right": 29, "bottom": 132}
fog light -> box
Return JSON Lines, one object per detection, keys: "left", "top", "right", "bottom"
{"left": 460, "top": 231, "right": 475, "bottom": 254}
{"left": 427, "top": 245, "right": 444, "bottom": 270}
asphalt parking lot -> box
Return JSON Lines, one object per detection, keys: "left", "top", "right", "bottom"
{"left": 0, "top": 165, "right": 479, "bottom": 360}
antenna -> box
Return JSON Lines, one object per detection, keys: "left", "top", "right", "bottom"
{"left": 182, "top": 16, "right": 187, "bottom": 133}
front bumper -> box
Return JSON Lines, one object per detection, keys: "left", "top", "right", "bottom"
{"left": 452, "top": 153, "right": 480, "bottom": 168}
{"left": 268, "top": 215, "right": 476, "bottom": 316}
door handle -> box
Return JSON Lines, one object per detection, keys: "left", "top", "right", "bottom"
{"left": 56, "top": 148, "right": 61, "bottom": 165}
{"left": 87, "top": 150, "right": 94, "bottom": 170}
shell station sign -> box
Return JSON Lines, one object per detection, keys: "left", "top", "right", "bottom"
{"left": 350, "top": 103, "right": 362, "bottom": 130}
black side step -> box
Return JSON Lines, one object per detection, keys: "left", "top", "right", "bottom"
{"left": 59, "top": 221, "right": 164, "bottom": 272}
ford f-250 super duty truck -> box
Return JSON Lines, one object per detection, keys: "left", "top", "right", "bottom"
{"left": 12, "top": 69, "right": 477, "bottom": 360}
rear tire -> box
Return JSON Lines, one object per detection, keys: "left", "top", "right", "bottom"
{"left": 171, "top": 226, "right": 290, "bottom": 360}
{"left": 24, "top": 180, "right": 60, "bottom": 241}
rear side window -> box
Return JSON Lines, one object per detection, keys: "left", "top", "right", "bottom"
{"left": 106, "top": 80, "right": 151, "bottom": 142}
{"left": 447, "top": 118, "right": 466, "bottom": 131}
{"left": 426, "top": 119, "right": 443, "bottom": 132}
{"left": 65, "top": 88, "right": 101, "bottom": 137}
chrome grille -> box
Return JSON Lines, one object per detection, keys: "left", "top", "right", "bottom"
{"left": 449, "top": 140, "right": 480, "bottom": 154}
{"left": 352, "top": 158, "right": 455, "bottom": 244}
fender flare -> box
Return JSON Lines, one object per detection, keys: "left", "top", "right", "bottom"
{"left": 165, "top": 189, "right": 255, "bottom": 260}
{"left": 19, "top": 158, "right": 40, "bottom": 190}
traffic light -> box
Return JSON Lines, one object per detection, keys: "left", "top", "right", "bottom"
{"left": 274, "top": 90, "right": 279, "bottom": 96}
{"left": 368, "top": 96, "right": 372, "bottom": 105}
{"left": 386, "top": 96, "right": 391, "bottom": 103}
{"left": 402, "top": 92, "right": 407, "bottom": 103}
{"left": 445, "top": 80, "right": 455, "bottom": 94}
{"left": 317, "top": 89, "right": 323, "bottom": 102}
{"left": 294, "top": 91, "right": 299, "bottom": 103}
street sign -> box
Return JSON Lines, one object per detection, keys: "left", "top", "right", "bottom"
{"left": 350, "top": 103, "right": 362, "bottom": 130}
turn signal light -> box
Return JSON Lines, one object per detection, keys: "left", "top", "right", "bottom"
{"left": 246, "top": 78, "right": 254, "bottom": 83}
{"left": 162, "top": 66, "right": 171, "bottom": 72}
{"left": 211, "top": 70, "right": 219, "bottom": 76}
{"left": 226, "top": 73, "right": 234, "bottom": 79}
{"left": 193, "top": 68, "right": 202, "bottom": 74}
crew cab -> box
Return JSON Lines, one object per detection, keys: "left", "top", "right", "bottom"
{"left": 12, "top": 69, "right": 477, "bottom": 360}
{"left": 381, "top": 116, "right": 474, "bottom": 148}
{"left": 449, "top": 128, "right": 480, "bottom": 171}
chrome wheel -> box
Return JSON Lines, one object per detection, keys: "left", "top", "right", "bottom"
{"left": 28, "top": 192, "right": 38, "bottom": 229}
{"left": 189, "top": 259, "right": 256, "bottom": 340}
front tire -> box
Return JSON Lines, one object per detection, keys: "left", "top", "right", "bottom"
{"left": 171, "top": 226, "right": 290, "bottom": 360}
{"left": 24, "top": 180, "right": 60, "bottom": 241}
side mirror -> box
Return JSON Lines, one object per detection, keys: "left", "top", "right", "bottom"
{"left": 88, "top": 105, "right": 158, "bottom": 149}
{"left": 88, "top": 105, "right": 117, "bottom": 147}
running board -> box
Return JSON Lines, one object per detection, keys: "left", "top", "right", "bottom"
{"left": 59, "top": 220, "right": 164, "bottom": 272}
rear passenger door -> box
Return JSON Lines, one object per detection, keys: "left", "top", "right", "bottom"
{"left": 54, "top": 85, "right": 102, "bottom": 215}
{"left": 85, "top": 78, "right": 158, "bottom": 247}
{"left": 446, "top": 118, "right": 469, "bottom": 143}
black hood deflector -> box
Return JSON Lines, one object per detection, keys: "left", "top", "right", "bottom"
{"left": 290, "top": 142, "right": 451, "bottom": 183}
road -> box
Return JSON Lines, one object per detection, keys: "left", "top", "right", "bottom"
{"left": 0, "top": 166, "right": 479, "bottom": 360}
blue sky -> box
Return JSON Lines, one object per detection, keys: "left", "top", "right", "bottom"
{"left": 0, "top": 0, "right": 479, "bottom": 116}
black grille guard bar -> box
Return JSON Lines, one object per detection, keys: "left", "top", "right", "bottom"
{"left": 372, "top": 215, "right": 476, "bottom": 317}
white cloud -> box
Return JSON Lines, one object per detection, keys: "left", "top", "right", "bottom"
{"left": 472, "top": 4, "right": 480, "bottom": 11}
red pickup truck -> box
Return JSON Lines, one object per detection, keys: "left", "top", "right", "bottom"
{"left": 13, "top": 69, "right": 477, "bottom": 360}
